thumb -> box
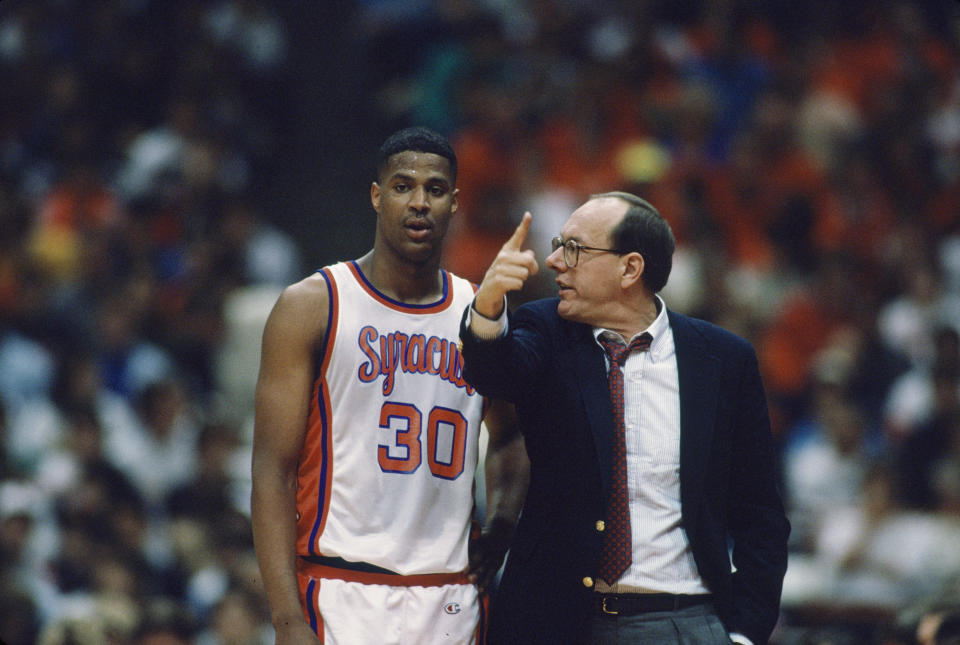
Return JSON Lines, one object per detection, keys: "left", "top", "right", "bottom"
{"left": 503, "top": 212, "right": 532, "bottom": 251}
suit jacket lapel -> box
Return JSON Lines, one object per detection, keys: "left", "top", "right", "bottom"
{"left": 669, "top": 311, "right": 720, "bottom": 509}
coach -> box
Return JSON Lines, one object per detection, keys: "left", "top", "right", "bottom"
{"left": 459, "top": 192, "right": 790, "bottom": 644}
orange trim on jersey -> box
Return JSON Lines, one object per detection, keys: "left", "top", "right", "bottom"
{"left": 346, "top": 261, "right": 454, "bottom": 313}
{"left": 314, "top": 377, "right": 336, "bottom": 541}
{"left": 297, "top": 268, "right": 339, "bottom": 556}
{"left": 298, "top": 558, "right": 472, "bottom": 588}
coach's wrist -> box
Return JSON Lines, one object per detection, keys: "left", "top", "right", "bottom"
{"left": 468, "top": 297, "right": 508, "bottom": 340}
{"left": 473, "top": 290, "right": 506, "bottom": 320}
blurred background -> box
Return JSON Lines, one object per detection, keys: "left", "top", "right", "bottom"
{"left": 2, "top": 1, "right": 960, "bottom": 643}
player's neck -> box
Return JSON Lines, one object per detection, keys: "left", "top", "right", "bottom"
{"left": 356, "top": 251, "right": 444, "bottom": 304}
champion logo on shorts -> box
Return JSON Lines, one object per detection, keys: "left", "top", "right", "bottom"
{"left": 443, "top": 602, "right": 461, "bottom": 615}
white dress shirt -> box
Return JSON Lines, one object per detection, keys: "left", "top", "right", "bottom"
{"left": 592, "top": 298, "right": 711, "bottom": 596}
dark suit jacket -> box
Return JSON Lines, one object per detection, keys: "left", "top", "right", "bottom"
{"left": 460, "top": 298, "right": 789, "bottom": 645}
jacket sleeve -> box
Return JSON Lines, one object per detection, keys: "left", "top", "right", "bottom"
{"left": 458, "top": 301, "right": 551, "bottom": 404}
{"left": 727, "top": 344, "right": 791, "bottom": 644}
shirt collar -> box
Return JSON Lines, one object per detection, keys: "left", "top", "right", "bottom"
{"left": 592, "top": 295, "right": 669, "bottom": 353}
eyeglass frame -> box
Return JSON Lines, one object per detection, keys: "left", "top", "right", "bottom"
{"left": 550, "top": 235, "right": 624, "bottom": 268}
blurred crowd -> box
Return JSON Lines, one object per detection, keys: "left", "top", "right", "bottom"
{"left": 2, "top": 1, "right": 960, "bottom": 644}
{"left": 1, "top": 1, "right": 298, "bottom": 644}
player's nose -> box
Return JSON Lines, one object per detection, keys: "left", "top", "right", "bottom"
{"left": 409, "top": 185, "right": 429, "bottom": 211}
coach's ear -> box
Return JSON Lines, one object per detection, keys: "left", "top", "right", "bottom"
{"left": 620, "top": 252, "right": 644, "bottom": 289}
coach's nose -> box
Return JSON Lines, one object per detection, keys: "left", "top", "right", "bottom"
{"left": 547, "top": 244, "right": 566, "bottom": 273}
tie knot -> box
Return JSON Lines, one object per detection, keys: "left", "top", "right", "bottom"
{"left": 599, "top": 332, "right": 652, "bottom": 367}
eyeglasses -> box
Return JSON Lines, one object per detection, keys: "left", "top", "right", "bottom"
{"left": 550, "top": 236, "right": 622, "bottom": 268}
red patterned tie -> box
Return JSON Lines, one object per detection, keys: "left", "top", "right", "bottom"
{"left": 597, "top": 332, "right": 652, "bottom": 585}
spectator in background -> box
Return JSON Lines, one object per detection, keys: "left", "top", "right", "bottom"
{"left": 104, "top": 378, "right": 200, "bottom": 510}
{"left": 757, "top": 253, "right": 858, "bottom": 436}
{"left": 931, "top": 611, "right": 960, "bottom": 645}
{"left": 929, "top": 411, "right": 960, "bottom": 516}
{"left": 0, "top": 484, "right": 46, "bottom": 613}
{"left": 878, "top": 257, "right": 950, "bottom": 370}
{"left": 94, "top": 291, "right": 174, "bottom": 403}
{"left": 133, "top": 599, "right": 198, "bottom": 645}
{"left": 897, "top": 368, "right": 960, "bottom": 509}
{"left": 0, "top": 325, "right": 56, "bottom": 437}
{"left": 886, "top": 326, "right": 960, "bottom": 444}
{"left": 0, "top": 399, "right": 9, "bottom": 481}
{"left": 783, "top": 365, "right": 874, "bottom": 551}
{"left": 815, "top": 463, "right": 960, "bottom": 608}
{"left": 0, "top": 584, "right": 39, "bottom": 645}
{"left": 167, "top": 420, "right": 242, "bottom": 520}
{"left": 26, "top": 162, "right": 123, "bottom": 293}
{"left": 218, "top": 198, "right": 302, "bottom": 288}
{"left": 917, "top": 606, "right": 960, "bottom": 645}
{"left": 195, "top": 590, "right": 272, "bottom": 645}
{"left": 7, "top": 351, "right": 139, "bottom": 488}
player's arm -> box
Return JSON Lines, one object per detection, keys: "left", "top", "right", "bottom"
{"left": 469, "top": 398, "right": 529, "bottom": 591}
{"left": 251, "top": 275, "right": 329, "bottom": 645}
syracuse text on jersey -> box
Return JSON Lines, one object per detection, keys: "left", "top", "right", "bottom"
{"left": 356, "top": 325, "right": 476, "bottom": 396}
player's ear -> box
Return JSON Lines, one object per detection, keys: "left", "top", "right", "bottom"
{"left": 370, "top": 182, "right": 381, "bottom": 213}
{"left": 450, "top": 187, "right": 459, "bottom": 214}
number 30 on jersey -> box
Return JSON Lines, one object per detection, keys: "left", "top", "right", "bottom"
{"left": 377, "top": 402, "right": 468, "bottom": 479}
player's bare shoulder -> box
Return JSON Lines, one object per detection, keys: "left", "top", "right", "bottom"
{"left": 264, "top": 271, "right": 331, "bottom": 351}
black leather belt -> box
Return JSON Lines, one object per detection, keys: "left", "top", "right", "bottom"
{"left": 594, "top": 593, "right": 713, "bottom": 616}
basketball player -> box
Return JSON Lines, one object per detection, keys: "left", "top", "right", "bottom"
{"left": 251, "top": 126, "right": 527, "bottom": 645}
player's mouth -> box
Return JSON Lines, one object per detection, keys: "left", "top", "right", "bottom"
{"left": 404, "top": 218, "right": 433, "bottom": 241}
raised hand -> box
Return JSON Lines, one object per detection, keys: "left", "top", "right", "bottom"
{"left": 474, "top": 212, "right": 539, "bottom": 319}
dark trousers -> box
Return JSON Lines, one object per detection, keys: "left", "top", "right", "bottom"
{"left": 578, "top": 603, "right": 733, "bottom": 644}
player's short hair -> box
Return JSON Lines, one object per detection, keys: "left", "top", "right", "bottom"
{"left": 593, "top": 190, "right": 675, "bottom": 293}
{"left": 377, "top": 126, "right": 457, "bottom": 184}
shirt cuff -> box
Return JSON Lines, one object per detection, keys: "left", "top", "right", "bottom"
{"left": 729, "top": 633, "right": 753, "bottom": 645}
{"left": 467, "top": 297, "right": 508, "bottom": 340}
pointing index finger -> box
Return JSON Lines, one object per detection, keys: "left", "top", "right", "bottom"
{"left": 504, "top": 212, "right": 532, "bottom": 251}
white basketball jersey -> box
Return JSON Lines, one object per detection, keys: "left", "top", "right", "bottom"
{"left": 295, "top": 261, "right": 484, "bottom": 576}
